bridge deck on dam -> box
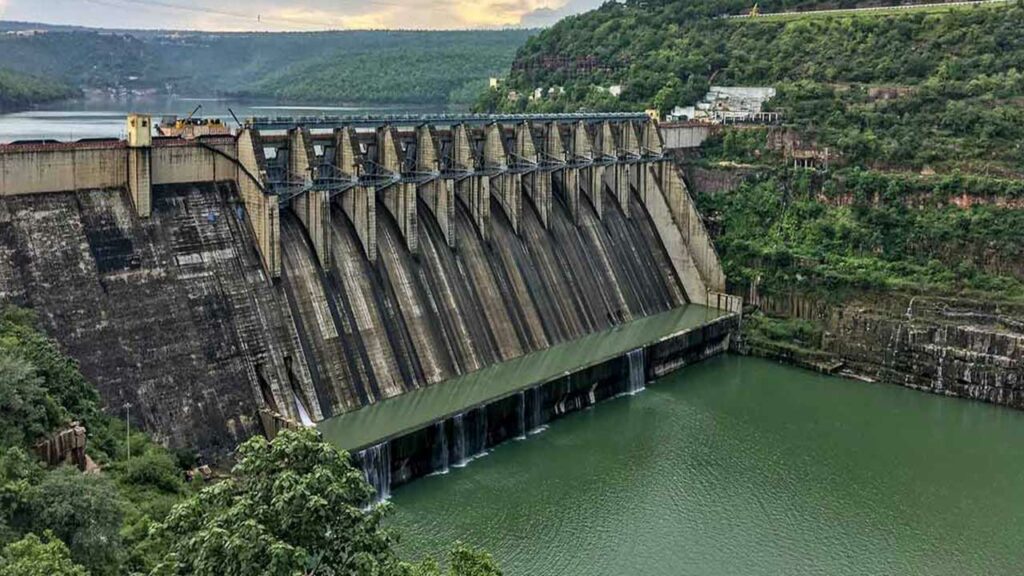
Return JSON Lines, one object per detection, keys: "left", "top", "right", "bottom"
{"left": 317, "top": 304, "right": 731, "bottom": 452}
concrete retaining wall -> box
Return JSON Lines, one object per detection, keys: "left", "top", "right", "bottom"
{"left": 0, "top": 138, "right": 240, "bottom": 197}
{"left": 660, "top": 123, "right": 719, "bottom": 149}
{"left": 0, "top": 143, "right": 126, "bottom": 195}
{"left": 151, "top": 139, "right": 238, "bottom": 186}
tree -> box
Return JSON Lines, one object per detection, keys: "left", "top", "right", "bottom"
{"left": 26, "top": 468, "right": 123, "bottom": 576}
{"left": 0, "top": 447, "right": 42, "bottom": 544}
{"left": 150, "top": 429, "right": 504, "bottom": 576}
{"left": 652, "top": 77, "right": 684, "bottom": 115}
{"left": 410, "top": 543, "right": 502, "bottom": 576}
{"left": 0, "top": 316, "right": 99, "bottom": 433}
{"left": 150, "top": 428, "right": 402, "bottom": 576}
{"left": 0, "top": 351, "right": 60, "bottom": 450}
{"left": 0, "top": 531, "right": 89, "bottom": 576}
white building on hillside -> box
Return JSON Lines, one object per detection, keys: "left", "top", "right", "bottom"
{"left": 670, "top": 86, "right": 778, "bottom": 124}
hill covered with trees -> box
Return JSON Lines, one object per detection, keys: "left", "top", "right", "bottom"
{"left": 0, "top": 68, "right": 77, "bottom": 111}
{"left": 481, "top": 0, "right": 1024, "bottom": 174}
{"left": 0, "top": 28, "right": 533, "bottom": 107}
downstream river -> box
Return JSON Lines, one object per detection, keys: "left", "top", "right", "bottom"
{"left": 392, "top": 355, "right": 1024, "bottom": 576}
{"left": 0, "top": 96, "right": 443, "bottom": 142}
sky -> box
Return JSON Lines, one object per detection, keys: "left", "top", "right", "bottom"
{"left": 0, "top": 0, "right": 605, "bottom": 30}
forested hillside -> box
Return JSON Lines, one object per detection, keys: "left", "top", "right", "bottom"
{"left": 483, "top": 0, "right": 1024, "bottom": 173}
{"left": 0, "top": 28, "right": 532, "bottom": 106}
{"left": 0, "top": 68, "right": 77, "bottom": 110}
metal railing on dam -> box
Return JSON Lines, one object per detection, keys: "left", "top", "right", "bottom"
{"left": 245, "top": 112, "right": 651, "bottom": 131}
{"left": 0, "top": 112, "right": 739, "bottom": 461}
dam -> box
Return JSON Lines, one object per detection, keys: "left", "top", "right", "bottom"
{"left": 0, "top": 112, "right": 740, "bottom": 484}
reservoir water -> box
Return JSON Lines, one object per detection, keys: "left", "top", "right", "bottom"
{"left": 391, "top": 355, "right": 1024, "bottom": 576}
{"left": 0, "top": 96, "right": 443, "bottom": 142}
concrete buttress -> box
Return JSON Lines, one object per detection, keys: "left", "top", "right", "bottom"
{"left": 598, "top": 121, "right": 627, "bottom": 216}
{"left": 574, "top": 121, "right": 603, "bottom": 219}
{"left": 515, "top": 122, "right": 550, "bottom": 229}
{"left": 416, "top": 125, "right": 455, "bottom": 248}
{"left": 236, "top": 128, "right": 281, "bottom": 277}
{"left": 335, "top": 127, "right": 377, "bottom": 261}
{"left": 288, "top": 128, "right": 331, "bottom": 267}
{"left": 484, "top": 123, "right": 521, "bottom": 234}
{"left": 377, "top": 126, "right": 417, "bottom": 254}
{"left": 452, "top": 124, "right": 490, "bottom": 242}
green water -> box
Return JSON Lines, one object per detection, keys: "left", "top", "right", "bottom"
{"left": 390, "top": 355, "right": 1024, "bottom": 576}
{"left": 319, "top": 304, "right": 728, "bottom": 452}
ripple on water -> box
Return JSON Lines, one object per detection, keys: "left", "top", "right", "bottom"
{"left": 390, "top": 355, "right": 1024, "bottom": 576}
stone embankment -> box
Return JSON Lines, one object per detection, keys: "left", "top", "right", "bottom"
{"left": 742, "top": 292, "right": 1024, "bottom": 409}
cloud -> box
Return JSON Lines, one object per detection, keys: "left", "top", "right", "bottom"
{"left": 447, "top": 0, "right": 568, "bottom": 27}
{"left": 0, "top": 0, "right": 603, "bottom": 30}
{"left": 521, "top": 0, "right": 603, "bottom": 26}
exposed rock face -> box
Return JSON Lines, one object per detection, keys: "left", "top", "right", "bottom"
{"left": 747, "top": 292, "right": 1024, "bottom": 409}
{"left": 682, "top": 164, "right": 760, "bottom": 197}
{"left": 829, "top": 299, "right": 1024, "bottom": 407}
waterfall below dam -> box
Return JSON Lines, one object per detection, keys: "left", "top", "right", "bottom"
{"left": 279, "top": 183, "right": 687, "bottom": 422}
{"left": 626, "top": 348, "right": 646, "bottom": 395}
{"left": 516, "top": 391, "right": 527, "bottom": 440}
{"left": 431, "top": 421, "right": 449, "bottom": 475}
{"left": 325, "top": 297, "right": 739, "bottom": 495}
{"left": 359, "top": 441, "right": 392, "bottom": 503}
{"left": 529, "top": 386, "right": 546, "bottom": 435}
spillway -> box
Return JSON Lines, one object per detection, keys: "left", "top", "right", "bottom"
{"left": 282, "top": 184, "right": 688, "bottom": 422}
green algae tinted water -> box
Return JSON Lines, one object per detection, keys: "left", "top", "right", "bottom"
{"left": 390, "top": 355, "right": 1024, "bottom": 576}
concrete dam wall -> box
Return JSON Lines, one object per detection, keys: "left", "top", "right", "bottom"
{"left": 0, "top": 183, "right": 301, "bottom": 453}
{"left": 0, "top": 114, "right": 738, "bottom": 457}
{"left": 282, "top": 181, "right": 687, "bottom": 417}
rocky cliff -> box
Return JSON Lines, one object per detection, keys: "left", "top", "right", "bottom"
{"left": 742, "top": 283, "right": 1024, "bottom": 409}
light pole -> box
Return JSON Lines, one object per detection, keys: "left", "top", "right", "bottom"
{"left": 124, "top": 402, "right": 132, "bottom": 462}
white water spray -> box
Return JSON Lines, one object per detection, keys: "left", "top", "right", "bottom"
{"left": 627, "top": 348, "right": 646, "bottom": 395}
{"left": 359, "top": 441, "right": 391, "bottom": 503}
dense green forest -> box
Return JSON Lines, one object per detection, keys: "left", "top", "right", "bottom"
{"left": 0, "top": 68, "right": 77, "bottom": 110}
{"left": 482, "top": 1, "right": 1024, "bottom": 174}
{"left": 0, "top": 29, "right": 532, "bottom": 106}
{"left": 698, "top": 166, "right": 1024, "bottom": 302}
{"left": 0, "top": 307, "right": 500, "bottom": 575}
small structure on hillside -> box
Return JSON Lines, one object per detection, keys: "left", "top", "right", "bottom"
{"left": 671, "top": 86, "right": 780, "bottom": 124}
{"left": 768, "top": 126, "right": 833, "bottom": 169}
